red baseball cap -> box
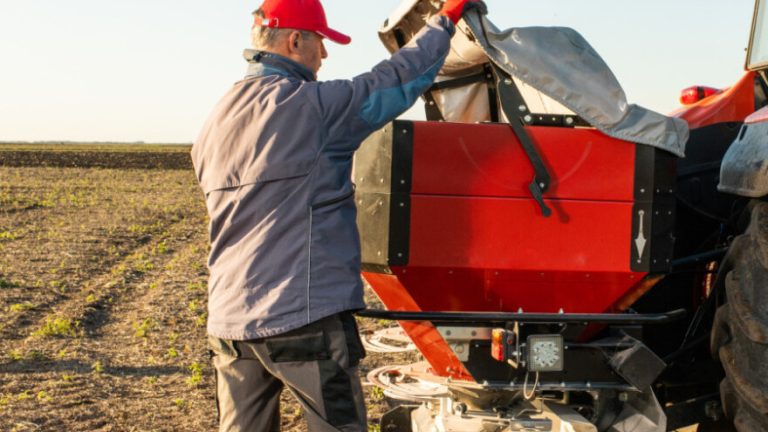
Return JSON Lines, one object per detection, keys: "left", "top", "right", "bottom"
{"left": 254, "top": 0, "right": 351, "bottom": 45}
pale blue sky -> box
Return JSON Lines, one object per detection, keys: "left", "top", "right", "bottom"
{"left": 0, "top": 0, "right": 755, "bottom": 143}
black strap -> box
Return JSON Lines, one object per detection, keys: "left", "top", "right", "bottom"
{"left": 427, "top": 71, "right": 488, "bottom": 92}
{"left": 484, "top": 64, "right": 500, "bottom": 122}
{"left": 491, "top": 64, "right": 552, "bottom": 217}
{"left": 423, "top": 92, "right": 445, "bottom": 121}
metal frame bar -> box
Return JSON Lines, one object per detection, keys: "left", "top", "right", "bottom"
{"left": 356, "top": 308, "right": 686, "bottom": 325}
{"left": 671, "top": 248, "right": 727, "bottom": 269}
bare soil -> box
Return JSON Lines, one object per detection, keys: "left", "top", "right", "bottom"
{"left": 0, "top": 144, "right": 411, "bottom": 432}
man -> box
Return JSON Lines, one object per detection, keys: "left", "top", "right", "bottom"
{"left": 191, "top": 0, "right": 483, "bottom": 430}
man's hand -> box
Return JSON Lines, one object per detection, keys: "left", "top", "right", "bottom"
{"left": 439, "top": 0, "right": 487, "bottom": 25}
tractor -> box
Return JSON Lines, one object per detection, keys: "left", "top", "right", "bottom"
{"left": 353, "top": 0, "right": 768, "bottom": 430}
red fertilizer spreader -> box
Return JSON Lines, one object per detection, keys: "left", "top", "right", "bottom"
{"left": 355, "top": 117, "right": 678, "bottom": 380}
{"left": 347, "top": 1, "right": 737, "bottom": 430}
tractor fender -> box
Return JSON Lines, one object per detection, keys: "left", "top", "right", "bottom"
{"left": 719, "top": 106, "right": 768, "bottom": 198}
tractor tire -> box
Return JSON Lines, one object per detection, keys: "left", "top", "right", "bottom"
{"left": 712, "top": 201, "right": 768, "bottom": 431}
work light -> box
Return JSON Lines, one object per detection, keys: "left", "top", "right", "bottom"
{"left": 527, "top": 335, "right": 564, "bottom": 372}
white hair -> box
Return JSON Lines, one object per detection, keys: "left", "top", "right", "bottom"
{"left": 251, "top": 9, "right": 315, "bottom": 50}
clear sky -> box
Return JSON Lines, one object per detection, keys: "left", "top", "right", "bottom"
{"left": 0, "top": 0, "right": 756, "bottom": 143}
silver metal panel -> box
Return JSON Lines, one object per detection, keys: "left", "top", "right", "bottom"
{"left": 719, "top": 117, "right": 768, "bottom": 198}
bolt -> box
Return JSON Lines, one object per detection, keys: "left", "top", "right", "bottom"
{"left": 429, "top": 101, "right": 435, "bottom": 106}
{"left": 518, "top": 105, "right": 527, "bottom": 112}
{"left": 402, "top": 129, "right": 408, "bottom": 134}
{"left": 454, "top": 403, "right": 468, "bottom": 415}
{"left": 399, "top": 202, "right": 405, "bottom": 207}
{"left": 524, "top": 115, "right": 533, "bottom": 123}
{"left": 618, "top": 392, "right": 629, "bottom": 402}
{"left": 640, "top": 188, "right": 645, "bottom": 193}
{"left": 400, "top": 179, "right": 406, "bottom": 185}
{"left": 705, "top": 400, "right": 722, "bottom": 421}
{"left": 445, "top": 330, "right": 452, "bottom": 336}
{"left": 565, "top": 117, "right": 574, "bottom": 125}
{"left": 397, "top": 252, "right": 403, "bottom": 258}
{"left": 504, "top": 78, "right": 513, "bottom": 85}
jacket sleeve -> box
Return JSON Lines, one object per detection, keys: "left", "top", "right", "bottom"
{"left": 310, "top": 15, "right": 455, "bottom": 151}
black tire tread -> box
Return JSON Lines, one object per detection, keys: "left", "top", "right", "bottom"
{"left": 713, "top": 201, "right": 768, "bottom": 431}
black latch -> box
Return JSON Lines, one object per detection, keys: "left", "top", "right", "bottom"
{"left": 492, "top": 65, "right": 552, "bottom": 217}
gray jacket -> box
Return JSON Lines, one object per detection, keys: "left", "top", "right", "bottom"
{"left": 192, "top": 15, "right": 454, "bottom": 340}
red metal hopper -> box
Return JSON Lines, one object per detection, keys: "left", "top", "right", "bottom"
{"left": 354, "top": 120, "right": 676, "bottom": 380}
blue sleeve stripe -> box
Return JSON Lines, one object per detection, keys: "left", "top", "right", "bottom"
{"left": 358, "top": 57, "right": 445, "bottom": 127}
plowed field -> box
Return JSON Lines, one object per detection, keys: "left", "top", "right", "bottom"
{"left": 0, "top": 144, "right": 409, "bottom": 432}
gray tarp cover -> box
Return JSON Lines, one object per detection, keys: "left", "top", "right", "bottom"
{"left": 380, "top": 0, "right": 688, "bottom": 157}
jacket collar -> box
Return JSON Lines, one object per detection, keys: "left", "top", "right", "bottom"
{"left": 243, "top": 49, "right": 316, "bottom": 82}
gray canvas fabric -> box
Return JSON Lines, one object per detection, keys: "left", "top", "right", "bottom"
{"left": 379, "top": 0, "right": 688, "bottom": 157}
{"left": 191, "top": 15, "right": 455, "bottom": 340}
{"left": 464, "top": 14, "right": 688, "bottom": 157}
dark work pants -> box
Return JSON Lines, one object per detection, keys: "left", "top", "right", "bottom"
{"left": 209, "top": 312, "right": 367, "bottom": 432}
